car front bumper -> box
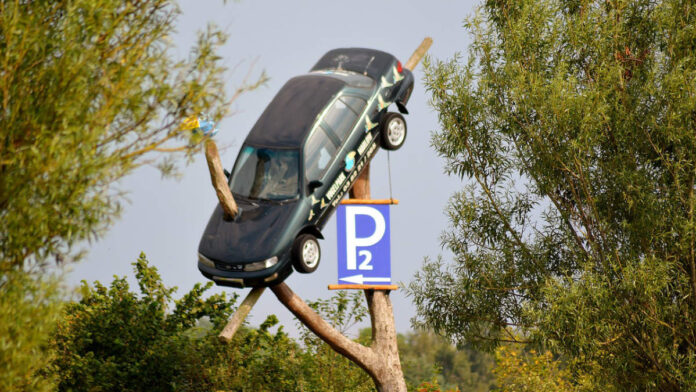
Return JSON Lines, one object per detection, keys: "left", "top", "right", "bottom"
{"left": 197, "top": 252, "right": 293, "bottom": 288}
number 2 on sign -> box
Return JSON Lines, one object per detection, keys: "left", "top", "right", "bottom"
{"left": 358, "top": 250, "right": 373, "bottom": 270}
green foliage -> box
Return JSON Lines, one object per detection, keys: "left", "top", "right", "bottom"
{"left": 409, "top": 0, "right": 696, "bottom": 390}
{"left": 398, "top": 330, "right": 494, "bottom": 392}
{"left": 0, "top": 270, "right": 62, "bottom": 392}
{"left": 50, "top": 266, "right": 497, "bottom": 391}
{"left": 50, "top": 252, "right": 238, "bottom": 391}
{"left": 0, "top": 0, "right": 264, "bottom": 270}
{"left": 176, "top": 315, "right": 306, "bottom": 392}
{"left": 414, "top": 380, "right": 460, "bottom": 392}
{"left": 51, "top": 255, "right": 375, "bottom": 392}
{"left": 493, "top": 344, "right": 574, "bottom": 392}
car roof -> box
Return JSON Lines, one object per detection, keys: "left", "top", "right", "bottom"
{"left": 245, "top": 74, "right": 346, "bottom": 148}
{"left": 310, "top": 48, "right": 398, "bottom": 81}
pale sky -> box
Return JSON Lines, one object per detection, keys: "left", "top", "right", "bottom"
{"left": 67, "top": 0, "right": 478, "bottom": 337}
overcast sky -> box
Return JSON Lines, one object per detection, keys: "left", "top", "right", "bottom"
{"left": 67, "top": 0, "right": 478, "bottom": 337}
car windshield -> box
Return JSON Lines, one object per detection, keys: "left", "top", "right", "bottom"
{"left": 230, "top": 146, "right": 300, "bottom": 201}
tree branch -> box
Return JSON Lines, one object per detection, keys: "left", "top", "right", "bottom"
{"left": 204, "top": 139, "right": 238, "bottom": 218}
{"left": 270, "top": 282, "right": 378, "bottom": 377}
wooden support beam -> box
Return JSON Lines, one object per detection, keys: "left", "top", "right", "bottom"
{"left": 404, "top": 37, "right": 433, "bottom": 71}
{"left": 218, "top": 287, "right": 265, "bottom": 343}
{"left": 349, "top": 162, "right": 371, "bottom": 199}
{"left": 204, "top": 139, "right": 238, "bottom": 218}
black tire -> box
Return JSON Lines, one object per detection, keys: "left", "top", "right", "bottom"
{"left": 379, "top": 112, "right": 407, "bottom": 150}
{"left": 292, "top": 234, "right": 321, "bottom": 273}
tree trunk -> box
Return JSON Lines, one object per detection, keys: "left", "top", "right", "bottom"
{"left": 349, "top": 164, "right": 407, "bottom": 392}
{"left": 349, "top": 161, "right": 371, "bottom": 200}
{"left": 273, "top": 162, "right": 408, "bottom": 391}
{"left": 364, "top": 289, "right": 407, "bottom": 391}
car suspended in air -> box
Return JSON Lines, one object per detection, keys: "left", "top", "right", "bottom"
{"left": 197, "top": 47, "right": 414, "bottom": 287}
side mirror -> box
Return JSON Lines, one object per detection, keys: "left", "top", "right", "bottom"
{"left": 308, "top": 180, "right": 323, "bottom": 194}
{"left": 223, "top": 169, "right": 231, "bottom": 179}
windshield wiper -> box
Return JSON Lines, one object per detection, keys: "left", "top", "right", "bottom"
{"left": 258, "top": 196, "right": 299, "bottom": 205}
{"left": 232, "top": 193, "right": 259, "bottom": 206}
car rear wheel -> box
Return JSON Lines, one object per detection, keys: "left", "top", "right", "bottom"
{"left": 380, "top": 112, "right": 407, "bottom": 150}
{"left": 292, "top": 234, "right": 321, "bottom": 273}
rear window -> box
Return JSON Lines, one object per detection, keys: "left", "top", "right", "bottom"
{"left": 311, "top": 48, "right": 394, "bottom": 81}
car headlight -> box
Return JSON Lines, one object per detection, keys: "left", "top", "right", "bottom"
{"left": 244, "top": 256, "right": 278, "bottom": 272}
{"left": 198, "top": 253, "right": 215, "bottom": 268}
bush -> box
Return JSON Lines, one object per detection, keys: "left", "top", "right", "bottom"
{"left": 50, "top": 253, "right": 237, "bottom": 391}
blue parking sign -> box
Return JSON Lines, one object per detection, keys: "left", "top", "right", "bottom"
{"left": 337, "top": 204, "right": 391, "bottom": 285}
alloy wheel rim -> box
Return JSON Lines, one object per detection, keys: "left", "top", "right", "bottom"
{"left": 387, "top": 118, "right": 405, "bottom": 146}
{"left": 302, "top": 240, "right": 319, "bottom": 268}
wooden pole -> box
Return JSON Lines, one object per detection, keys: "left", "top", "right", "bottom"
{"left": 346, "top": 159, "right": 407, "bottom": 392}
{"left": 404, "top": 37, "right": 433, "bottom": 71}
{"left": 219, "top": 287, "right": 265, "bottom": 342}
{"left": 204, "top": 139, "right": 238, "bottom": 218}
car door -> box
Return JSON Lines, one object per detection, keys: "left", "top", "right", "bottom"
{"left": 321, "top": 94, "right": 368, "bottom": 171}
{"left": 303, "top": 94, "right": 368, "bottom": 226}
{"left": 304, "top": 94, "right": 367, "bottom": 187}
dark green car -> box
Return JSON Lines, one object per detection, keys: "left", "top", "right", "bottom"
{"left": 197, "top": 48, "right": 414, "bottom": 288}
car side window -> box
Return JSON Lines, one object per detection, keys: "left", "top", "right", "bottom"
{"left": 304, "top": 124, "right": 337, "bottom": 182}
{"left": 341, "top": 96, "right": 367, "bottom": 115}
{"left": 323, "top": 96, "right": 366, "bottom": 144}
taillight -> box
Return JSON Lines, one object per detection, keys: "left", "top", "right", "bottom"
{"left": 397, "top": 61, "right": 403, "bottom": 73}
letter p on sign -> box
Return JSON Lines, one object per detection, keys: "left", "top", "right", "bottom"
{"left": 337, "top": 203, "right": 391, "bottom": 285}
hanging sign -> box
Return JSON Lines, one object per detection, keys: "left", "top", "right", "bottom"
{"left": 336, "top": 203, "right": 392, "bottom": 285}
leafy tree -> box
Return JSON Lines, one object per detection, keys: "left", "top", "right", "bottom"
{"left": 0, "top": 0, "right": 263, "bottom": 270}
{"left": 398, "top": 330, "right": 494, "bottom": 391}
{"left": 409, "top": 0, "right": 696, "bottom": 389}
{"left": 51, "top": 264, "right": 496, "bottom": 391}
{"left": 0, "top": 271, "right": 62, "bottom": 392}
{"left": 492, "top": 340, "right": 600, "bottom": 392}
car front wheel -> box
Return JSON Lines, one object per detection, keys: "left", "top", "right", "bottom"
{"left": 380, "top": 112, "right": 407, "bottom": 150}
{"left": 292, "top": 234, "right": 321, "bottom": 273}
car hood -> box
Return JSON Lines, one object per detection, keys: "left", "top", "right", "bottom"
{"left": 198, "top": 199, "right": 300, "bottom": 263}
